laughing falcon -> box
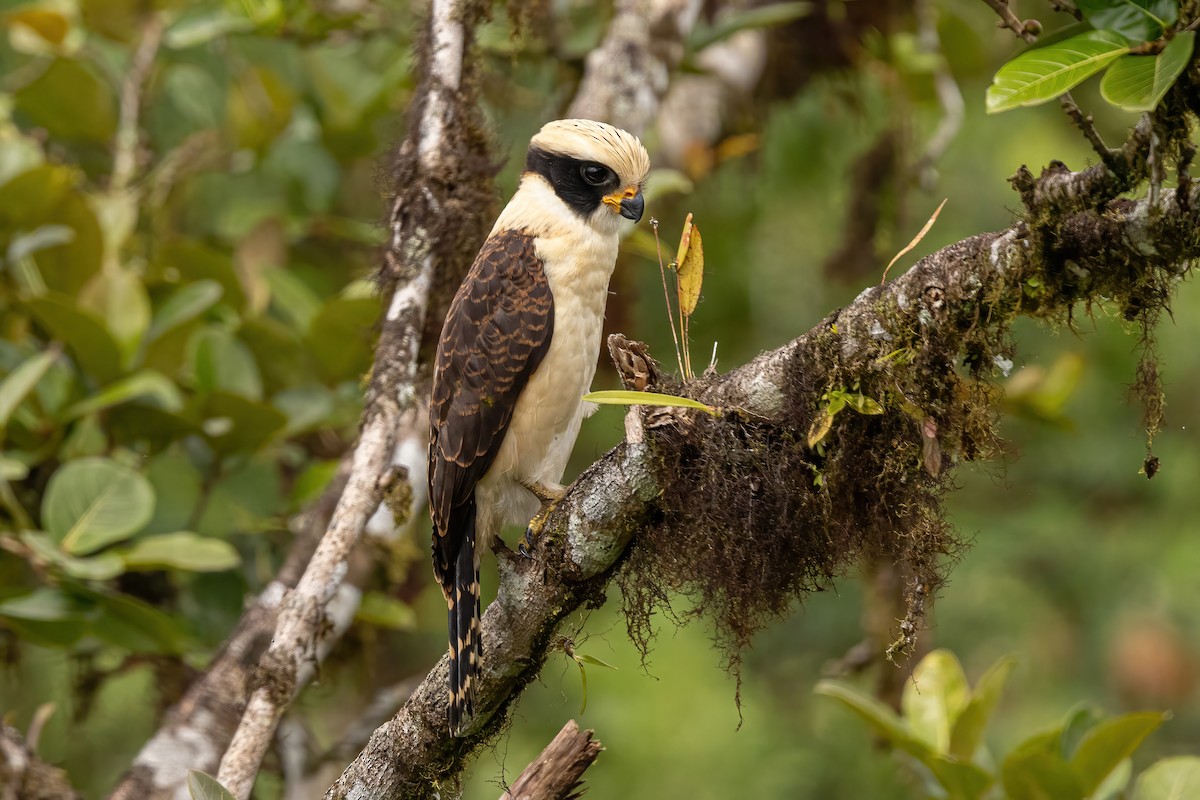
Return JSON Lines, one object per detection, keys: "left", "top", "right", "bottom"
{"left": 428, "top": 119, "right": 650, "bottom": 734}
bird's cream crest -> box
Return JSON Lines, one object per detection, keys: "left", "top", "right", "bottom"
{"left": 530, "top": 119, "right": 651, "bottom": 188}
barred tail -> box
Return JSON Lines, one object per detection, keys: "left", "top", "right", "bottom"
{"left": 448, "top": 513, "right": 481, "bottom": 736}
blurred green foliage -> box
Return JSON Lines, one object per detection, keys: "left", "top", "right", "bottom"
{"left": 819, "top": 649, "right": 1197, "bottom": 800}
{"left": 0, "top": 1, "right": 1198, "bottom": 799}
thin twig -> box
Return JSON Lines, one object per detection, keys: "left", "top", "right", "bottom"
{"left": 1060, "top": 92, "right": 1121, "bottom": 173}
{"left": 110, "top": 14, "right": 164, "bottom": 194}
{"left": 652, "top": 218, "right": 685, "bottom": 376}
{"left": 1047, "top": 0, "right": 1083, "bottom": 20}
{"left": 980, "top": 0, "right": 1038, "bottom": 42}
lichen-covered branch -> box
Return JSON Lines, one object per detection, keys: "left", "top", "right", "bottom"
{"left": 211, "top": 0, "right": 494, "bottom": 797}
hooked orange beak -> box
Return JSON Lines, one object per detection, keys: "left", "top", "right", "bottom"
{"left": 602, "top": 185, "right": 644, "bottom": 222}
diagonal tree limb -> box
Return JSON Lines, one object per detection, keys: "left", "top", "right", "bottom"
{"left": 210, "top": 0, "right": 495, "bottom": 796}
{"left": 325, "top": 148, "right": 1200, "bottom": 796}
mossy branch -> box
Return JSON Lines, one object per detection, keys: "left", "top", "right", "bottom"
{"left": 326, "top": 155, "right": 1200, "bottom": 795}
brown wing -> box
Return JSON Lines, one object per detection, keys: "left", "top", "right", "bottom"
{"left": 428, "top": 228, "right": 554, "bottom": 594}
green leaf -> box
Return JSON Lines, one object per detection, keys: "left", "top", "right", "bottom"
{"left": 577, "top": 653, "right": 618, "bottom": 669}
{"left": 354, "top": 591, "right": 416, "bottom": 630}
{"left": 845, "top": 394, "right": 885, "bottom": 415}
{"left": 689, "top": 2, "right": 813, "bottom": 52}
{"left": 950, "top": 655, "right": 1016, "bottom": 759}
{"left": 193, "top": 328, "right": 263, "bottom": 400}
{"left": 1132, "top": 756, "right": 1200, "bottom": 800}
{"left": 25, "top": 294, "right": 123, "bottom": 382}
{"left": 199, "top": 391, "right": 288, "bottom": 454}
{"left": 1003, "top": 749, "right": 1085, "bottom": 800}
{"left": 807, "top": 404, "right": 835, "bottom": 447}
{"left": 987, "top": 30, "right": 1131, "bottom": 113}
{"left": 1077, "top": 0, "right": 1176, "bottom": 42}
{"left": 78, "top": 268, "right": 151, "bottom": 357}
{"left": 42, "top": 457, "right": 156, "bottom": 555}
{"left": 187, "top": 770, "right": 238, "bottom": 800}
{"left": 1061, "top": 705, "right": 1103, "bottom": 759}
{"left": 818, "top": 678, "right": 991, "bottom": 798}
{"left": 1071, "top": 711, "right": 1166, "bottom": 795}
{"left": 306, "top": 295, "right": 378, "bottom": 383}
{"left": 14, "top": 58, "right": 117, "bottom": 142}
{"left": 64, "top": 370, "right": 184, "bottom": 420}
{"left": 118, "top": 532, "right": 241, "bottom": 573}
{"left": 582, "top": 390, "right": 718, "bottom": 415}
{"left": 1095, "top": 758, "right": 1133, "bottom": 800}
{"left": 1100, "top": 32, "right": 1195, "bottom": 111}
{"left": 19, "top": 531, "right": 125, "bottom": 580}
{"left": 0, "top": 586, "right": 90, "bottom": 621}
{"left": 0, "top": 347, "right": 59, "bottom": 430}
{"left": 272, "top": 385, "right": 335, "bottom": 436}
{"left": 78, "top": 585, "right": 189, "bottom": 653}
{"left": 144, "top": 280, "right": 224, "bottom": 345}
{"left": 816, "top": 679, "right": 920, "bottom": 752}
{"left": 903, "top": 649, "right": 970, "bottom": 754}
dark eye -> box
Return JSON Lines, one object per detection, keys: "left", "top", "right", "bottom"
{"left": 580, "top": 163, "right": 612, "bottom": 186}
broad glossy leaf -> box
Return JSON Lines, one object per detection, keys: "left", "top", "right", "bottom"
{"left": 1077, "top": 0, "right": 1176, "bottom": 42}
{"left": 144, "top": 280, "right": 224, "bottom": 345}
{"left": 143, "top": 448, "right": 204, "bottom": 535}
{"left": 1132, "top": 756, "right": 1200, "bottom": 800}
{"left": 78, "top": 268, "right": 151, "bottom": 356}
{"left": 199, "top": 391, "right": 287, "bottom": 455}
{"left": 43, "top": 457, "right": 155, "bottom": 555}
{"left": 1060, "top": 705, "right": 1103, "bottom": 758}
{"left": 987, "top": 31, "right": 1131, "bottom": 113}
{"left": 582, "top": 389, "right": 717, "bottom": 414}
{"left": 306, "top": 295, "right": 378, "bottom": 383}
{"left": 19, "top": 531, "right": 125, "bottom": 580}
{"left": 1100, "top": 33, "right": 1195, "bottom": 111}
{"left": 0, "top": 586, "right": 90, "bottom": 621}
{"left": 195, "top": 456, "right": 282, "bottom": 537}
{"left": 903, "top": 649, "right": 970, "bottom": 754}
{"left": 193, "top": 328, "right": 262, "bottom": 400}
{"left": 14, "top": 58, "right": 117, "bottom": 142}
{"left": 815, "top": 679, "right": 919, "bottom": 751}
{"left": 186, "top": 770, "right": 237, "bottom": 800}
{"left": 118, "top": 532, "right": 241, "bottom": 572}
{"left": 1071, "top": 711, "right": 1166, "bottom": 795}
{"left": 83, "top": 587, "right": 189, "bottom": 653}
{"left": 273, "top": 385, "right": 335, "bottom": 436}
{"left": 0, "top": 348, "right": 59, "bottom": 430}
{"left": 1003, "top": 749, "right": 1085, "bottom": 800}
{"left": 25, "top": 294, "right": 122, "bottom": 382}
{"left": 950, "top": 655, "right": 1016, "bottom": 759}
{"left": 64, "top": 370, "right": 184, "bottom": 420}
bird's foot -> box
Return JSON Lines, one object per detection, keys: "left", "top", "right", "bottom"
{"left": 518, "top": 481, "right": 566, "bottom": 559}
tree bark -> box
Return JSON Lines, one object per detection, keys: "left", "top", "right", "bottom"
{"left": 500, "top": 721, "right": 602, "bottom": 800}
